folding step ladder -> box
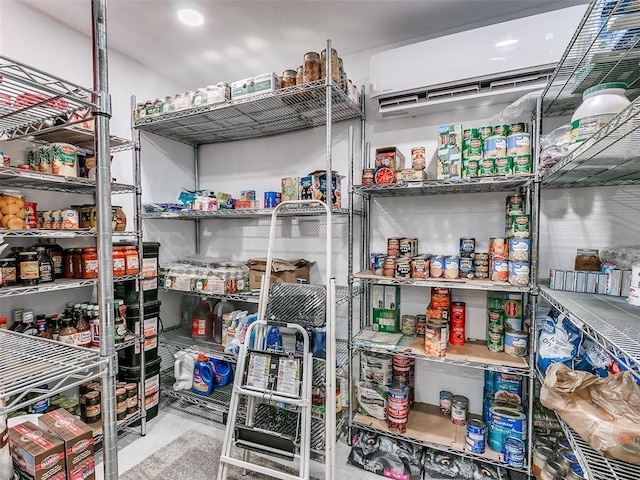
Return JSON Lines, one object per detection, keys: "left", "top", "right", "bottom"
{"left": 217, "top": 200, "right": 337, "bottom": 480}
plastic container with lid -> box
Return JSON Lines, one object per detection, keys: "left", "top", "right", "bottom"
{"left": 541, "top": 460, "right": 566, "bottom": 480}
{"left": 533, "top": 445, "right": 556, "bottom": 478}
{"left": 81, "top": 247, "right": 98, "bottom": 279}
{"left": 570, "top": 82, "right": 630, "bottom": 150}
{"left": 281, "top": 69, "right": 297, "bottom": 88}
{"left": 1, "top": 188, "right": 26, "bottom": 230}
{"left": 574, "top": 248, "right": 601, "bottom": 272}
{"left": 303, "top": 52, "right": 320, "bottom": 83}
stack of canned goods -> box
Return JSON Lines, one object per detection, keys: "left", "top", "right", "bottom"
{"left": 387, "top": 381, "right": 409, "bottom": 433}
{"left": 439, "top": 390, "right": 469, "bottom": 426}
{"left": 392, "top": 355, "right": 415, "bottom": 406}
{"left": 533, "top": 436, "right": 585, "bottom": 480}
{"left": 461, "top": 123, "right": 531, "bottom": 178}
{"left": 424, "top": 288, "right": 451, "bottom": 357}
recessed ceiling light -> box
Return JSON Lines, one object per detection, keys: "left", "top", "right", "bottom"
{"left": 490, "top": 57, "right": 505, "bottom": 61}
{"left": 495, "top": 39, "right": 519, "bottom": 48}
{"left": 177, "top": 8, "right": 205, "bottom": 26}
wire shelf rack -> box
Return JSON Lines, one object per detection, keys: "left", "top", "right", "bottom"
{"left": 160, "top": 369, "right": 234, "bottom": 413}
{"left": 541, "top": 0, "right": 640, "bottom": 116}
{"left": 0, "top": 274, "right": 140, "bottom": 299}
{"left": 132, "top": 80, "right": 363, "bottom": 145}
{"left": 0, "top": 166, "right": 135, "bottom": 194}
{"left": 0, "top": 229, "right": 139, "bottom": 238}
{"left": 539, "top": 284, "right": 640, "bottom": 382}
{"left": 24, "top": 126, "right": 135, "bottom": 153}
{"left": 354, "top": 270, "right": 533, "bottom": 293}
{"left": 143, "top": 207, "right": 353, "bottom": 219}
{"left": 353, "top": 176, "right": 534, "bottom": 197}
{"left": 0, "top": 330, "right": 107, "bottom": 414}
{"left": 540, "top": 97, "right": 640, "bottom": 187}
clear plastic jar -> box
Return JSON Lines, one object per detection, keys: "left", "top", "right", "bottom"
{"left": 320, "top": 48, "right": 339, "bottom": 85}
{"left": 296, "top": 65, "right": 304, "bottom": 85}
{"left": 574, "top": 249, "right": 601, "bottom": 271}
{"left": 162, "top": 95, "right": 174, "bottom": 115}
{"left": 303, "top": 52, "right": 320, "bottom": 83}
{"left": 282, "top": 69, "right": 297, "bottom": 88}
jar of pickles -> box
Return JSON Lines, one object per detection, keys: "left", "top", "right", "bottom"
{"left": 303, "top": 52, "right": 320, "bottom": 83}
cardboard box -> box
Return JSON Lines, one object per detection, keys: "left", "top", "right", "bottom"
{"left": 231, "top": 77, "right": 255, "bottom": 99}
{"left": 9, "top": 421, "right": 66, "bottom": 480}
{"left": 299, "top": 170, "right": 342, "bottom": 208}
{"left": 396, "top": 168, "right": 427, "bottom": 183}
{"left": 371, "top": 284, "right": 400, "bottom": 333}
{"left": 374, "top": 147, "right": 406, "bottom": 184}
{"left": 253, "top": 72, "right": 281, "bottom": 95}
{"left": 436, "top": 124, "right": 462, "bottom": 179}
{"left": 280, "top": 177, "right": 299, "bottom": 202}
{"left": 246, "top": 258, "right": 312, "bottom": 290}
{"left": 40, "top": 409, "right": 95, "bottom": 480}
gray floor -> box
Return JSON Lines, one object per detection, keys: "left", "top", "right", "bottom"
{"left": 94, "top": 403, "right": 376, "bottom": 480}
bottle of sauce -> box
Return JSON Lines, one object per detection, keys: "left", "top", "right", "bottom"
{"left": 18, "top": 250, "right": 40, "bottom": 286}
{"left": 35, "top": 246, "right": 54, "bottom": 283}
{"left": 91, "top": 305, "right": 100, "bottom": 347}
{"left": 36, "top": 315, "right": 53, "bottom": 339}
{"left": 75, "top": 307, "right": 92, "bottom": 347}
{"left": 114, "top": 301, "right": 126, "bottom": 343}
{"left": 20, "top": 311, "right": 37, "bottom": 336}
{"left": 40, "top": 239, "right": 64, "bottom": 279}
{"left": 59, "top": 317, "right": 78, "bottom": 345}
{"left": 0, "top": 317, "right": 7, "bottom": 330}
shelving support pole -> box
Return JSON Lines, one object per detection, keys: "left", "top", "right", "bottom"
{"left": 324, "top": 38, "right": 336, "bottom": 480}
{"left": 92, "top": 1, "right": 118, "bottom": 478}
{"left": 194, "top": 145, "right": 201, "bottom": 255}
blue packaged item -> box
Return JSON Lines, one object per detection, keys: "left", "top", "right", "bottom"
{"left": 212, "top": 359, "right": 234, "bottom": 387}
{"left": 313, "top": 326, "right": 326, "bottom": 359}
{"left": 192, "top": 353, "right": 215, "bottom": 395}
{"left": 266, "top": 325, "right": 283, "bottom": 352}
{"left": 575, "top": 338, "right": 611, "bottom": 377}
{"left": 537, "top": 308, "right": 582, "bottom": 374}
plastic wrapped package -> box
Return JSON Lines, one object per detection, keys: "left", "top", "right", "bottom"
{"left": 492, "top": 90, "right": 543, "bottom": 125}
{"left": 541, "top": 363, "right": 640, "bottom": 464}
{"left": 537, "top": 308, "right": 583, "bottom": 374}
{"left": 599, "top": 245, "right": 640, "bottom": 270}
{"left": 539, "top": 124, "right": 571, "bottom": 170}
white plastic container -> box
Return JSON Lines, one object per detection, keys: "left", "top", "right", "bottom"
{"left": 570, "top": 82, "right": 630, "bottom": 150}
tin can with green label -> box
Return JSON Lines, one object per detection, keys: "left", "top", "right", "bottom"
{"left": 494, "top": 125, "right": 510, "bottom": 136}
{"left": 487, "top": 329, "right": 505, "bottom": 352}
{"left": 488, "top": 308, "right": 505, "bottom": 331}
{"left": 509, "top": 123, "right": 527, "bottom": 134}
{"left": 464, "top": 159, "right": 480, "bottom": 178}
{"left": 509, "top": 214, "right": 531, "bottom": 238}
{"left": 463, "top": 128, "right": 479, "bottom": 140}
{"left": 495, "top": 157, "right": 513, "bottom": 175}
{"left": 479, "top": 126, "right": 493, "bottom": 139}
{"left": 512, "top": 155, "right": 532, "bottom": 175}
{"left": 479, "top": 158, "right": 495, "bottom": 177}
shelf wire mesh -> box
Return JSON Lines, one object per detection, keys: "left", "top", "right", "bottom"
{"left": 542, "top": 0, "right": 640, "bottom": 117}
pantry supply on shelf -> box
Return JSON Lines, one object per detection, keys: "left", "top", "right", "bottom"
{"left": 484, "top": 135, "right": 507, "bottom": 159}
{"left": 387, "top": 382, "right": 409, "bottom": 433}
{"left": 371, "top": 284, "right": 400, "bottom": 333}
{"left": 361, "top": 352, "right": 393, "bottom": 386}
{"left": 320, "top": 48, "right": 340, "bottom": 85}
{"left": 449, "top": 301, "right": 465, "bottom": 345}
{"left": 1, "top": 189, "right": 26, "bottom": 230}
{"left": 392, "top": 356, "right": 415, "bottom": 406}
{"left": 35, "top": 247, "right": 54, "bottom": 283}
{"left": 436, "top": 124, "right": 462, "bottom": 180}
{"left": 264, "top": 191, "right": 281, "bottom": 208}
{"left": 439, "top": 390, "right": 453, "bottom": 415}
{"left": 18, "top": 250, "right": 39, "bottom": 285}
{"left": 246, "top": 257, "right": 310, "bottom": 290}
{"left": 504, "top": 330, "right": 528, "bottom": 357}
{"left": 49, "top": 143, "right": 78, "bottom": 176}
{"left": 487, "top": 407, "right": 527, "bottom": 455}
{"left": 533, "top": 445, "right": 556, "bottom": 479}
{"left": 451, "top": 395, "right": 468, "bottom": 425}
{"left": 192, "top": 353, "right": 216, "bottom": 395}
{"left": 396, "top": 168, "right": 427, "bottom": 182}
{"left": 374, "top": 147, "right": 405, "bottom": 185}
{"left": 570, "top": 82, "right": 630, "bottom": 150}
{"left": 574, "top": 248, "right": 601, "bottom": 271}
{"left": 8, "top": 421, "right": 67, "bottom": 480}
{"left": 425, "top": 319, "right": 447, "bottom": 357}
{"left": 303, "top": 52, "right": 321, "bottom": 83}
{"left": 300, "top": 170, "right": 342, "bottom": 207}
{"left": 466, "top": 419, "right": 487, "bottom": 454}
{"left": 504, "top": 436, "right": 525, "bottom": 468}
{"left": 411, "top": 146, "right": 426, "bottom": 169}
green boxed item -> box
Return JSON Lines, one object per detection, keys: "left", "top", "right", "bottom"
{"left": 372, "top": 284, "right": 400, "bottom": 333}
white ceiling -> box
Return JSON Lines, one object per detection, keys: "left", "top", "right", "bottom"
{"left": 23, "top": 0, "right": 588, "bottom": 89}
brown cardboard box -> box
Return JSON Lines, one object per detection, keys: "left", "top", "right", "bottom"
{"left": 374, "top": 147, "right": 406, "bottom": 184}
{"left": 9, "top": 421, "right": 66, "bottom": 480}
{"left": 246, "top": 258, "right": 312, "bottom": 290}
{"left": 40, "top": 409, "right": 95, "bottom": 480}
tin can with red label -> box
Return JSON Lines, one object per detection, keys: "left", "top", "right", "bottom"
{"left": 387, "top": 237, "right": 402, "bottom": 257}
{"left": 361, "top": 168, "right": 374, "bottom": 186}
{"left": 411, "top": 147, "right": 426, "bottom": 169}
{"left": 383, "top": 256, "right": 396, "bottom": 277}
{"left": 395, "top": 257, "right": 412, "bottom": 279}
{"left": 24, "top": 202, "right": 37, "bottom": 229}
{"left": 450, "top": 301, "right": 466, "bottom": 346}
{"left": 411, "top": 255, "right": 429, "bottom": 278}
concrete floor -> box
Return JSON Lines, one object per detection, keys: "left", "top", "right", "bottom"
{"left": 95, "top": 402, "right": 376, "bottom": 480}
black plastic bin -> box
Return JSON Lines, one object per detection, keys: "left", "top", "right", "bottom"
{"left": 118, "top": 300, "right": 161, "bottom": 367}
{"left": 119, "top": 356, "right": 161, "bottom": 424}
{"left": 142, "top": 242, "right": 160, "bottom": 279}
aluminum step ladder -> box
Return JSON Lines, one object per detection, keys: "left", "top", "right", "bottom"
{"left": 217, "top": 200, "right": 336, "bottom": 480}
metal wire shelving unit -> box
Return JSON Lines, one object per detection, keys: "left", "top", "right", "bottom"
{"left": 142, "top": 207, "right": 354, "bottom": 219}
{"left": 1, "top": 229, "right": 138, "bottom": 238}
{"left": 0, "top": 275, "right": 139, "bottom": 299}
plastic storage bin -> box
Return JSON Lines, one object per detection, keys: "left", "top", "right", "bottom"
{"left": 118, "top": 299, "right": 161, "bottom": 367}
{"left": 119, "top": 356, "right": 161, "bottom": 424}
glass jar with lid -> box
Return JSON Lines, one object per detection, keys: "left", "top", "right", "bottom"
{"left": 18, "top": 250, "right": 40, "bottom": 286}
{"left": 533, "top": 445, "right": 556, "bottom": 479}
{"left": 303, "top": 52, "right": 320, "bottom": 83}
{"left": 574, "top": 249, "right": 601, "bottom": 271}
{"left": 541, "top": 460, "right": 566, "bottom": 480}
{"left": 281, "top": 69, "right": 297, "bottom": 88}
{"left": 320, "top": 48, "right": 339, "bottom": 85}
{"left": 296, "top": 65, "right": 304, "bottom": 85}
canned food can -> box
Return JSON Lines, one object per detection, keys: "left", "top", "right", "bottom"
{"left": 489, "top": 238, "right": 508, "bottom": 260}
{"left": 383, "top": 256, "right": 396, "bottom": 277}
{"left": 430, "top": 256, "right": 445, "bottom": 278}
{"left": 411, "top": 255, "right": 429, "bottom": 279}
{"left": 440, "top": 390, "right": 453, "bottom": 415}
{"left": 466, "top": 138, "right": 483, "bottom": 159}
{"left": 464, "top": 158, "right": 480, "bottom": 178}
{"left": 491, "top": 259, "right": 509, "bottom": 282}
{"left": 425, "top": 320, "right": 447, "bottom": 357}
{"left": 479, "top": 158, "right": 495, "bottom": 177}
{"left": 512, "top": 154, "right": 532, "bottom": 175}
{"left": 488, "top": 308, "right": 505, "bottom": 331}
{"left": 444, "top": 256, "right": 460, "bottom": 279}
{"left": 506, "top": 194, "right": 526, "bottom": 216}
{"left": 59, "top": 209, "right": 79, "bottom": 229}
{"left": 508, "top": 238, "right": 530, "bottom": 262}
{"left": 509, "top": 214, "right": 530, "bottom": 238}
{"left": 401, "top": 315, "right": 417, "bottom": 335}
{"left": 451, "top": 395, "right": 468, "bottom": 425}
{"left": 494, "top": 156, "right": 513, "bottom": 175}
{"left": 505, "top": 330, "right": 529, "bottom": 357}
{"left": 509, "top": 123, "right": 528, "bottom": 134}
{"left": 487, "top": 330, "right": 505, "bottom": 352}
{"left": 416, "top": 315, "right": 427, "bottom": 336}
{"left": 483, "top": 135, "right": 507, "bottom": 158}
{"left": 371, "top": 253, "right": 386, "bottom": 275}
{"left": 504, "top": 436, "right": 526, "bottom": 468}
{"left": 507, "top": 133, "right": 531, "bottom": 156}
{"left": 494, "top": 125, "right": 510, "bottom": 136}
{"left": 399, "top": 238, "right": 418, "bottom": 257}
{"left": 387, "top": 382, "right": 409, "bottom": 433}
{"left": 479, "top": 126, "right": 493, "bottom": 139}
{"left": 395, "top": 256, "right": 412, "bottom": 279}
{"left": 24, "top": 202, "right": 37, "bottom": 229}
{"left": 459, "top": 238, "right": 475, "bottom": 258}
{"left": 466, "top": 419, "right": 487, "bottom": 454}
{"left": 411, "top": 147, "right": 426, "bottom": 169}
{"left": 361, "top": 168, "right": 374, "bottom": 186}
{"left": 473, "top": 252, "right": 489, "bottom": 278}
{"left": 508, "top": 261, "right": 530, "bottom": 287}
{"left": 449, "top": 301, "right": 465, "bottom": 346}
{"left": 459, "top": 258, "right": 474, "bottom": 279}
{"left": 463, "top": 128, "right": 478, "bottom": 140}
{"left": 387, "top": 237, "right": 402, "bottom": 256}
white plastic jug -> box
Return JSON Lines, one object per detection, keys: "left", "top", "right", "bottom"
{"left": 173, "top": 350, "right": 197, "bottom": 391}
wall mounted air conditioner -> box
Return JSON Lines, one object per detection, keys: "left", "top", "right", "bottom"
{"left": 369, "top": 5, "right": 587, "bottom": 120}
